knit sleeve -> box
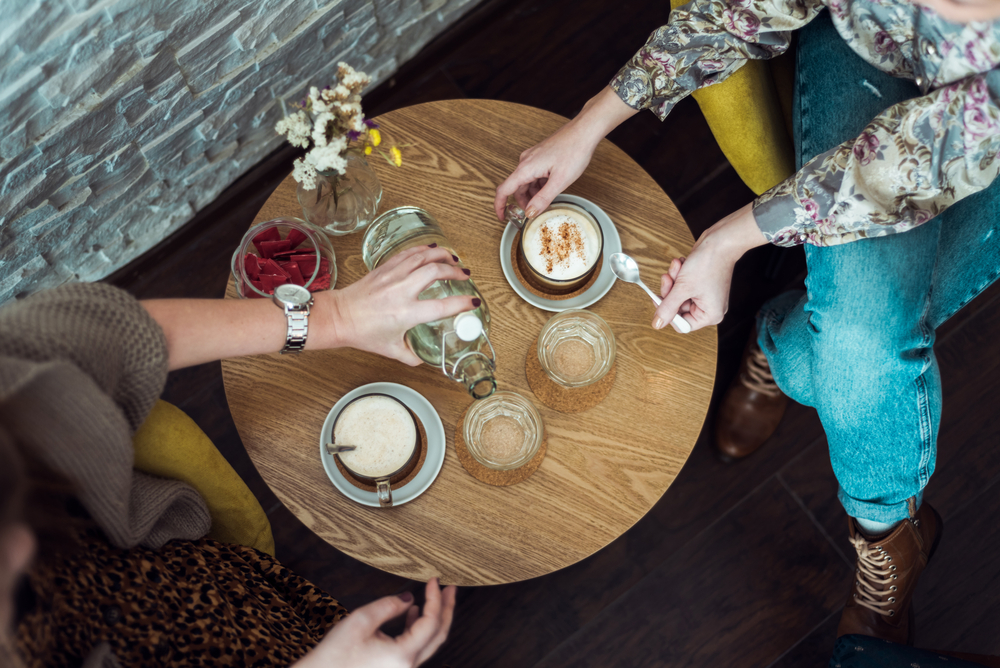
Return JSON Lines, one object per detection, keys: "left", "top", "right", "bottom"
{"left": 0, "top": 282, "right": 169, "bottom": 432}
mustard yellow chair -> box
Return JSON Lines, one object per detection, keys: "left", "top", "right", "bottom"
{"left": 133, "top": 400, "right": 275, "bottom": 556}
{"left": 670, "top": 0, "right": 797, "bottom": 195}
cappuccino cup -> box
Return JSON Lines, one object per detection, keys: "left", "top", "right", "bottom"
{"left": 333, "top": 393, "right": 418, "bottom": 507}
{"left": 514, "top": 202, "right": 604, "bottom": 295}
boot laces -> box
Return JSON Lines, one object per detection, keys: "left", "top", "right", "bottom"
{"left": 741, "top": 344, "right": 782, "bottom": 397}
{"left": 850, "top": 533, "right": 897, "bottom": 616}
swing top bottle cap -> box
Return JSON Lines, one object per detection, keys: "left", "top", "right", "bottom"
{"left": 455, "top": 312, "right": 484, "bottom": 341}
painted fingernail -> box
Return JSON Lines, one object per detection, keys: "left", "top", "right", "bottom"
{"left": 472, "top": 298, "right": 481, "bottom": 307}
{"left": 653, "top": 317, "right": 665, "bottom": 330}
{"left": 428, "top": 243, "right": 437, "bottom": 248}
{"left": 462, "top": 268, "right": 471, "bottom": 276}
{"left": 452, "top": 254, "right": 459, "bottom": 262}
{"left": 398, "top": 591, "right": 414, "bottom": 603}
{"left": 525, "top": 207, "right": 537, "bottom": 218}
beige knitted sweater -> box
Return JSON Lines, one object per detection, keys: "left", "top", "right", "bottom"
{"left": 0, "top": 282, "right": 211, "bottom": 547}
{"left": 2, "top": 283, "right": 213, "bottom": 667}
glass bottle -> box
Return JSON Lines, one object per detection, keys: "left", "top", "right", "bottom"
{"left": 362, "top": 206, "right": 497, "bottom": 400}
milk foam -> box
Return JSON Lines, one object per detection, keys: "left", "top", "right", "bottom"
{"left": 335, "top": 396, "right": 416, "bottom": 478}
{"left": 523, "top": 208, "right": 601, "bottom": 280}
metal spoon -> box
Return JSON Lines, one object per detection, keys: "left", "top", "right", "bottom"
{"left": 325, "top": 443, "right": 357, "bottom": 455}
{"left": 609, "top": 252, "right": 692, "bottom": 334}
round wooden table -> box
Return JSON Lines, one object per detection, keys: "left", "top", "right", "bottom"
{"left": 222, "top": 99, "right": 717, "bottom": 587}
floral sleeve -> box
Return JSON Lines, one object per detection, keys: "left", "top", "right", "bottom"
{"left": 753, "top": 71, "right": 1000, "bottom": 246}
{"left": 610, "top": 0, "right": 825, "bottom": 119}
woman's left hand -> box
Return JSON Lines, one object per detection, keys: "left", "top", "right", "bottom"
{"left": 293, "top": 578, "right": 457, "bottom": 668}
{"left": 654, "top": 203, "right": 768, "bottom": 333}
{"left": 315, "top": 245, "right": 477, "bottom": 365}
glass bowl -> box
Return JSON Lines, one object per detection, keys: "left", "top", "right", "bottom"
{"left": 231, "top": 217, "right": 336, "bottom": 299}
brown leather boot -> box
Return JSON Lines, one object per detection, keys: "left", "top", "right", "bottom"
{"left": 714, "top": 328, "right": 789, "bottom": 459}
{"left": 837, "top": 502, "right": 943, "bottom": 644}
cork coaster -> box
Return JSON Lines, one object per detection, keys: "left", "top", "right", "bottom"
{"left": 511, "top": 230, "right": 601, "bottom": 300}
{"left": 335, "top": 410, "right": 429, "bottom": 492}
{"left": 454, "top": 408, "right": 547, "bottom": 486}
{"left": 525, "top": 336, "right": 616, "bottom": 413}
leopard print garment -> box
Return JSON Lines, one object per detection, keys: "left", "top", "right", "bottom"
{"left": 16, "top": 530, "right": 347, "bottom": 667}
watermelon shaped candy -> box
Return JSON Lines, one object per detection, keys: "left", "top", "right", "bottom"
{"left": 252, "top": 227, "right": 281, "bottom": 256}
{"left": 286, "top": 228, "right": 308, "bottom": 249}
{"left": 258, "top": 239, "right": 293, "bottom": 258}
{"left": 258, "top": 273, "right": 289, "bottom": 292}
{"left": 260, "top": 258, "right": 291, "bottom": 279}
{"left": 281, "top": 261, "right": 305, "bottom": 286}
{"left": 243, "top": 253, "right": 261, "bottom": 280}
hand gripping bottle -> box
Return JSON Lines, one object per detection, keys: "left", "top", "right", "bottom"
{"left": 362, "top": 206, "right": 497, "bottom": 399}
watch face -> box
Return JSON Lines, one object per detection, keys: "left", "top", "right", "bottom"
{"left": 274, "top": 283, "right": 312, "bottom": 306}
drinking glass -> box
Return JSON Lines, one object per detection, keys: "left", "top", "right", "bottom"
{"left": 463, "top": 391, "right": 543, "bottom": 470}
{"left": 537, "top": 309, "right": 616, "bottom": 388}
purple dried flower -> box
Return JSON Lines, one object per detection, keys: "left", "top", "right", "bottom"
{"left": 364, "top": 119, "right": 379, "bottom": 129}
{"left": 300, "top": 99, "right": 306, "bottom": 106}
{"left": 324, "top": 85, "right": 330, "bottom": 90}
{"left": 347, "top": 130, "right": 361, "bottom": 141}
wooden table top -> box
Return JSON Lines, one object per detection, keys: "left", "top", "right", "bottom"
{"left": 221, "top": 99, "right": 717, "bottom": 586}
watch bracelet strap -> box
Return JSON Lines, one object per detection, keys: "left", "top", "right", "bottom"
{"left": 281, "top": 308, "right": 309, "bottom": 354}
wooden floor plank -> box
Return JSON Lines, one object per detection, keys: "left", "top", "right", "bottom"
{"left": 913, "top": 475, "right": 1000, "bottom": 656}
{"left": 767, "top": 614, "right": 840, "bottom": 668}
{"left": 534, "top": 478, "right": 851, "bottom": 668}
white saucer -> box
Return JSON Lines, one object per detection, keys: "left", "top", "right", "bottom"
{"left": 499, "top": 194, "right": 622, "bottom": 312}
{"left": 320, "top": 382, "right": 446, "bottom": 508}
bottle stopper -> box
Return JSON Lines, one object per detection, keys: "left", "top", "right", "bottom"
{"left": 454, "top": 312, "right": 484, "bottom": 341}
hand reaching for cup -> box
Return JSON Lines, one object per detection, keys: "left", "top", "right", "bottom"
{"left": 293, "top": 578, "right": 457, "bottom": 668}
{"left": 493, "top": 87, "right": 639, "bottom": 221}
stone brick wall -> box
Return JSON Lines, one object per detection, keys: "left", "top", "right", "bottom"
{"left": 0, "top": 0, "right": 477, "bottom": 304}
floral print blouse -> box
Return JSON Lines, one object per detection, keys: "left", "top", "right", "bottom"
{"left": 611, "top": 0, "right": 1000, "bottom": 246}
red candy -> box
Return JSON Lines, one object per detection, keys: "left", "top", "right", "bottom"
{"left": 241, "top": 226, "right": 332, "bottom": 297}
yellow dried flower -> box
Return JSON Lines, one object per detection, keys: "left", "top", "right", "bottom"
{"left": 390, "top": 146, "right": 402, "bottom": 167}
{"left": 369, "top": 129, "right": 382, "bottom": 147}
{"left": 364, "top": 145, "right": 372, "bottom": 155}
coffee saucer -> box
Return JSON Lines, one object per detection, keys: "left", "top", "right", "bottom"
{"left": 319, "top": 382, "right": 446, "bottom": 508}
{"left": 499, "top": 194, "right": 622, "bottom": 312}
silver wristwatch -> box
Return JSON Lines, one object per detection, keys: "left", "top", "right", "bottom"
{"left": 272, "top": 284, "right": 314, "bottom": 354}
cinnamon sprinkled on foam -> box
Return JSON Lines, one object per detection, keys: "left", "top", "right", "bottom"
{"left": 539, "top": 220, "right": 587, "bottom": 274}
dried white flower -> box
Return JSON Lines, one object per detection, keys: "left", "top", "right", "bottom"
{"left": 312, "top": 112, "right": 334, "bottom": 148}
{"left": 337, "top": 62, "right": 371, "bottom": 90}
{"left": 307, "top": 136, "right": 348, "bottom": 175}
{"left": 275, "top": 110, "right": 311, "bottom": 149}
{"left": 331, "top": 84, "right": 351, "bottom": 102}
{"left": 292, "top": 157, "right": 319, "bottom": 189}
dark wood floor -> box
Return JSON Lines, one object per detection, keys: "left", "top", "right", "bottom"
{"left": 107, "top": 0, "right": 1000, "bottom": 665}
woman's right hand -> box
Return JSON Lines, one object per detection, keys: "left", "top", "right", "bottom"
{"left": 493, "top": 86, "right": 639, "bottom": 221}
{"left": 314, "top": 245, "right": 476, "bottom": 366}
{"left": 293, "top": 578, "right": 457, "bottom": 668}
{"left": 493, "top": 121, "right": 600, "bottom": 221}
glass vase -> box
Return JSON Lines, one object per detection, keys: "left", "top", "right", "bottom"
{"left": 297, "top": 153, "right": 383, "bottom": 236}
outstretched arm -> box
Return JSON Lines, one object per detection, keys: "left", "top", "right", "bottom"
{"left": 143, "top": 245, "right": 476, "bottom": 371}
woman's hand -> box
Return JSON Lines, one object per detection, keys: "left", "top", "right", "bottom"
{"left": 293, "top": 578, "right": 457, "bottom": 668}
{"left": 317, "top": 245, "right": 476, "bottom": 366}
{"left": 493, "top": 87, "right": 638, "bottom": 220}
{"left": 654, "top": 203, "right": 768, "bottom": 333}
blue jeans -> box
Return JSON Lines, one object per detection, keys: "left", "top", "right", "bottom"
{"left": 758, "top": 11, "right": 1000, "bottom": 523}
